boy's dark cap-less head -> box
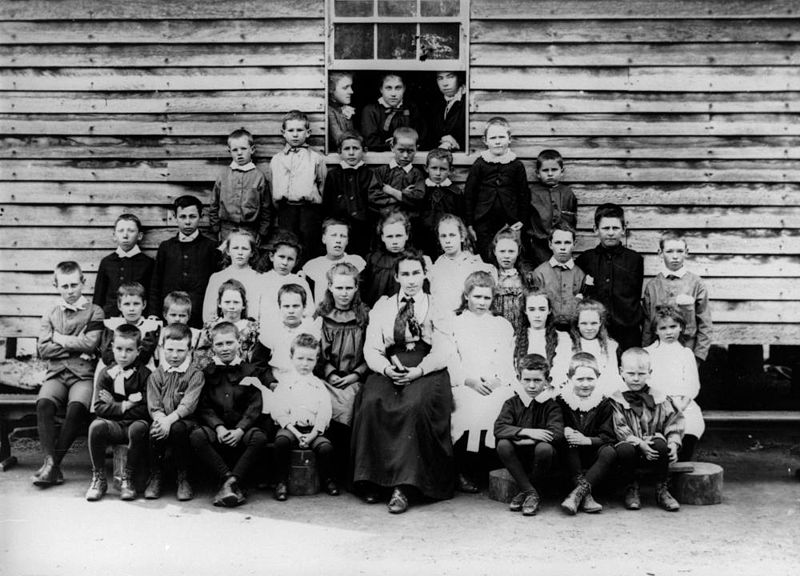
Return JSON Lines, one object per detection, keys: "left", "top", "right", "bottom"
{"left": 114, "top": 322, "right": 142, "bottom": 346}
{"left": 163, "top": 323, "right": 193, "bottom": 343}
{"left": 536, "top": 148, "right": 563, "bottom": 170}
{"left": 173, "top": 194, "right": 203, "bottom": 215}
{"left": 337, "top": 130, "right": 364, "bottom": 151}
{"left": 593, "top": 202, "right": 625, "bottom": 228}
{"left": 516, "top": 353, "right": 550, "bottom": 376}
{"left": 426, "top": 147, "right": 453, "bottom": 168}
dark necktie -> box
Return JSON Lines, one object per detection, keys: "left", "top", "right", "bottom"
{"left": 622, "top": 386, "right": 656, "bottom": 418}
{"left": 393, "top": 296, "right": 420, "bottom": 344}
{"left": 382, "top": 106, "right": 403, "bottom": 132}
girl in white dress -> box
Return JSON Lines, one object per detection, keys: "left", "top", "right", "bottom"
{"left": 448, "top": 271, "right": 517, "bottom": 491}
{"left": 515, "top": 287, "right": 572, "bottom": 387}
{"left": 202, "top": 229, "right": 262, "bottom": 323}
{"left": 645, "top": 305, "right": 704, "bottom": 461}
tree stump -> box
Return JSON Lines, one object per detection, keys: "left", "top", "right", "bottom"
{"left": 488, "top": 468, "right": 519, "bottom": 503}
{"left": 673, "top": 461, "right": 723, "bottom": 505}
{"left": 288, "top": 449, "right": 319, "bottom": 496}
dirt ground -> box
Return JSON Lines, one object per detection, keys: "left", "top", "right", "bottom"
{"left": 1, "top": 431, "right": 798, "bottom": 576}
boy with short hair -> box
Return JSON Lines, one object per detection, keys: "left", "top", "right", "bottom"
{"left": 369, "top": 127, "right": 425, "bottom": 225}
{"left": 528, "top": 149, "right": 577, "bottom": 267}
{"left": 322, "top": 131, "right": 378, "bottom": 257}
{"left": 34, "top": 261, "right": 105, "bottom": 487}
{"left": 145, "top": 323, "right": 205, "bottom": 501}
{"left": 149, "top": 195, "right": 222, "bottom": 328}
{"left": 302, "top": 218, "right": 366, "bottom": 304}
{"left": 155, "top": 291, "right": 201, "bottom": 365}
{"left": 576, "top": 203, "right": 644, "bottom": 352}
{"left": 98, "top": 282, "right": 161, "bottom": 370}
{"left": 209, "top": 127, "right": 272, "bottom": 244}
{"left": 642, "top": 231, "right": 713, "bottom": 364}
{"left": 86, "top": 323, "right": 151, "bottom": 501}
{"left": 531, "top": 222, "right": 586, "bottom": 331}
{"left": 419, "top": 147, "right": 465, "bottom": 256}
{"left": 93, "top": 213, "right": 155, "bottom": 318}
{"left": 271, "top": 333, "right": 336, "bottom": 501}
{"left": 494, "top": 354, "right": 564, "bottom": 516}
{"left": 270, "top": 110, "right": 327, "bottom": 262}
{"left": 190, "top": 322, "right": 269, "bottom": 507}
{"left": 611, "top": 347, "right": 683, "bottom": 512}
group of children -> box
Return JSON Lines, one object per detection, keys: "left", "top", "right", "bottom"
{"left": 32, "top": 109, "right": 713, "bottom": 516}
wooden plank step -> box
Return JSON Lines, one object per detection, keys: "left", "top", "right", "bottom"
{"left": 704, "top": 410, "right": 800, "bottom": 423}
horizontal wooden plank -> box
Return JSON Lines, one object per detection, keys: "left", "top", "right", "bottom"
{"left": 0, "top": 44, "right": 324, "bottom": 68}
{"left": 470, "top": 20, "right": 799, "bottom": 43}
{"left": 3, "top": 249, "right": 797, "bottom": 277}
{"left": 571, "top": 184, "right": 800, "bottom": 206}
{"left": 0, "top": 67, "right": 325, "bottom": 91}
{"left": 471, "top": 43, "right": 800, "bottom": 67}
{"left": 713, "top": 323, "right": 800, "bottom": 345}
{"left": 471, "top": 67, "right": 800, "bottom": 92}
{"left": 0, "top": 0, "right": 324, "bottom": 20}
{"left": 468, "top": 113, "right": 800, "bottom": 137}
{"left": 471, "top": 0, "right": 798, "bottom": 19}
{"left": 703, "top": 411, "right": 800, "bottom": 422}
{"left": 470, "top": 91, "right": 800, "bottom": 114}
{"left": 0, "top": 90, "right": 325, "bottom": 113}
{"left": 576, "top": 230, "right": 800, "bottom": 255}
{"left": 0, "top": 20, "right": 323, "bottom": 44}
{"left": 0, "top": 181, "right": 208, "bottom": 204}
{"left": 576, "top": 206, "right": 800, "bottom": 229}
{"left": 0, "top": 228, "right": 174, "bottom": 249}
{"left": 0, "top": 114, "right": 324, "bottom": 135}
{"left": 0, "top": 205, "right": 212, "bottom": 227}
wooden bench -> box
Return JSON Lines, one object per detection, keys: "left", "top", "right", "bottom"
{"left": 0, "top": 393, "right": 38, "bottom": 471}
{"left": 704, "top": 410, "right": 800, "bottom": 425}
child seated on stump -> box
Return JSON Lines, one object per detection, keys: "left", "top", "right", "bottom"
{"left": 493, "top": 353, "right": 564, "bottom": 516}
{"left": 611, "top": 347, "right": 684, "bottom": 512}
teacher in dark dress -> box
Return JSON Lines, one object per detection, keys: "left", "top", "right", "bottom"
{"left": 351, "top": 250, "right": 454, "bottom": 514}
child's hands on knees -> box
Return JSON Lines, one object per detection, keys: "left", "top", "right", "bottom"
{"left": 150, "top": 417, "right": 168, "bottom": 441}
{"left": 639, "top": 439, "right": 659, "bottom": 461}
{"left": 522, "top": 428, "right": 553, "bottom": 443}
{"left": 564, "top": 426, "right": 590, "bottom": 447}
{"left": 668, "top": 442, "right": 679, "bottom": 463}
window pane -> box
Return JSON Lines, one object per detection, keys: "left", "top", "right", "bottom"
{"left": 420, "top": 23, "right": 459, "bottom": 60}
{"left": 378, "top": 0, "right": 416, "bottom": 17}
{"left": 377, "top": 23, "right": 417, "bottom": 60}
{"left": 421, "top": 0, "right": 460, "bottom": 17}
{"left": 334, "top": 24, "right": 374, "bottom": 60}
{"left": 335, "top": 0, "right": 374, "bottom": 17}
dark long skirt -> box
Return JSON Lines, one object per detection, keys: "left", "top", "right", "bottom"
{"left": 351, "top": 346, "right": 455, "bottom": 500}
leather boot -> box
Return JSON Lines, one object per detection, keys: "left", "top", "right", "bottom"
{"left": 33, "top": 456, "right": 61, "bottom": 487}
{"left": 176, "top": 469, "right": 193, "bottom": 502}
{"left": 214, "top": 476, "right": 242, "bottom": 507}
{"left": 624, "top": 482, "right": 641, "bottom": 510}
{"left": 656, "top": 481, "right": 680, "bottom": 512}
{"left": 580, "top": 491, "right": 603, "bottom": 513}
{"left": 119, "top": 468, "right": 136, "bottom": 501}
{"left": 560, "top": 476, "right": 590, "bottom": 515}
{"left": 521, "top": 487, "right": 541, "bottom": 516}
{"left": 144, "top": 469, "right": 163, "bottom": 500}
{"left": 85, "top": 468, "right": 108, "bottom": 501}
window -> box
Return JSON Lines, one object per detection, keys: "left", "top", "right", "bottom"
{"left": 326, "top": 0, "right": 470, "bottom": 153}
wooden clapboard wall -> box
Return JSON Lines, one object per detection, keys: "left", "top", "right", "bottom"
{"left": 0, "top": 0, "right": 798, "bottom": 346}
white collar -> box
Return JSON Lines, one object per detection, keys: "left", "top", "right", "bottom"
{"left": 340, "top": 160, "right": 365, "bottom": 170}
{"left": 443, "top": 86, "right": 465, "bottom": 104}
{"left": 515, "top": 385, "right": 554, "bottom": 408}
{"left": 398, "top": 291, "right": 421, "bottom": 306}
{"left": 107, "top": 364, "right": 135, "bottom": 379}
{"left": 559, "top": 383, "right": 605, "bottom": 412}
{"left": 389, "top": 159, "right": 414, "bottom": 173}
{"left": 549, "top": 257, "right": 575, "bottom": 270}
{"left": 230, "top": 161, "right": 256, "bottom": 172}
{"left": 282, "top": 143, "right": 309, "bottom": 154}
{"left": 425, "top": 178, "right": 453, "bottom": 187}
{"left": 213, "top": 355, "right": 242, "bottom": 366}
{"left": 115, "top": 245, "right": 142, "bottom": 259}
{"left": 178, "top": 230, "right": 199, "bottom": 243}
{"left": 498, "top": 267, "right": 519, "bottom": 278}
{"left": 165, "top": 355, "right": 192, "bottom": 374}
{"left": 661, "top": 265, "right": 687, "bottom": 278}
{"left": 59, "top": 296, "right": 88, "bottom": 312}
{"left": 481, "top": 150, "right": 517, "bottom": 164}
{"left": 378, "top": 97, "right": 403, "bottom": 109}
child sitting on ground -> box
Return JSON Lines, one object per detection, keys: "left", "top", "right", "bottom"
{"left": 86, "top": 324, "right": 151, "bottom": 501}
{"left": 465, "top": 116, "right": 529, "bottom": 262}
{"left": 270, "top": 110, "right": 327, "bottom": 262}
{"left": 644, "top": 305, "right": 705, "bottom": 461}
{"left": 302, "top": 218, "right": 366, "bottom": 305}
{"left": 97, "top": 282, "right": 160, "bottom": 371}
{"left": 270, "top": 333, "right": 337, "bottom": 501}
{"left": 494, "top": 354, "right": 564, "bottom": 516}
{"left": 527, "top": 149, "right": 577, "bottom": 267}
{"left": 642, "top": 231, "right": 713, "bottom": 365}
{"left": 209, "top": 127, "right": 272, "bottom": 244}
{"left": 531, "top": 222, "right": 585, "bottom": 332}
{"left": 611, "top": 347, "right": 683, "bottom": 512}
{"left": 322, "top": 131, "right": 377, "bottom": 257}
{"left": 34, "top": 261, "right": 104, "bottom": 487}
{"left": 93, "top": 213, "right": 154, "bottom": 318}
{"left": 556, "top": 352, "right": 617, "bottom": 515}
{"left": 145, "top": 323, "right": 205, "bottom": 501}
{"left": 190, "top": 322, "right": 269, "bottom": 507}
